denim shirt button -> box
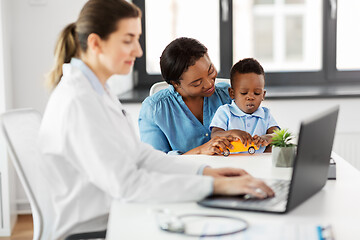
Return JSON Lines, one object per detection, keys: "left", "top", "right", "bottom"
{"left": 205, "top": 133, "right": 209, "bottom": 137}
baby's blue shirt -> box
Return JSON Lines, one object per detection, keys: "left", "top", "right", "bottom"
{"left": 210, "top": 100, "right": 279, "bottom": 153}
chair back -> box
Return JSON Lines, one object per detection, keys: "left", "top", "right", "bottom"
{"left": 215, "top": 78, "right": 230, "bottom": 85}
{"left": 1, "top": 109, "right": 43, "bottom": 240}
{"left": 149, "top": 81, "right": 169, "bottom": 96}
{"left": 148, "top": 78, "right": 230, "bottom": 96}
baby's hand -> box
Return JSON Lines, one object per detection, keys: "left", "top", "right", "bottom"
{"left": 253, "top": 135, "right": 272, "bottom": 148}
{"left": 229, "top": 130, "right": 253, "bottom": 146}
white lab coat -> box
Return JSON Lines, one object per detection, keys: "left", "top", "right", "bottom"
{"left": 38, "top": 64, "right": 213, "bottom": 240}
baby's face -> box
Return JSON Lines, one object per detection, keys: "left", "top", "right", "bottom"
{"left": 229, "top": 72, "right": 266, "bottom": 114}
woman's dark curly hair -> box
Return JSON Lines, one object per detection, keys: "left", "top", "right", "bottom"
{"left": 160, "top": 37, "right": 208, "bottom": 85}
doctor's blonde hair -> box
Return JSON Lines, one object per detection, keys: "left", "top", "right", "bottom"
{"left": 47, "top": 0, "right": 141, "bottom": 89}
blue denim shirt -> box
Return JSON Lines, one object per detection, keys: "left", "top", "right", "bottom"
{"left": 210, "top": 101, "right": 280, "bottom": 153}
{"left": 139, "top": 82, "right": 232, "bottom": 154}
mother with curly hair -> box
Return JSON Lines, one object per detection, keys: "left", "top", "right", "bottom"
{"left": 139, "top": 37, "right": 236, "bottom": 155}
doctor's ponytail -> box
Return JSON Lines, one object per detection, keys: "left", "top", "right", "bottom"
{"left": 47, "top": 23, "right": 78, "bottom": 89}
{"left": 46, "top": 0, "right": 141, "bottom": 90}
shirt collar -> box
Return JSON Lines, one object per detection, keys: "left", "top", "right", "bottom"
{"left": 229, "top": 100, "right": 265, "bottom": 118}
{"left": 70, "top": 58, "right": 107, "bottom": 95}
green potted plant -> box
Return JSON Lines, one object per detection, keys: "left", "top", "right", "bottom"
{"left": 270, "top": 129, "right": 296, "bottom": 167}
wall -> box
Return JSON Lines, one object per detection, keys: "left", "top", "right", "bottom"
{"left": 0, "top": 0, "right": 17, "bottom": 234}
{"left": 9, "top": 0, "right": 134, "bottom": 112}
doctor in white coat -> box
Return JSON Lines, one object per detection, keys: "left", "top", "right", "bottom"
{"left": 38, "top": 0, "right": 274, "bottom": 239}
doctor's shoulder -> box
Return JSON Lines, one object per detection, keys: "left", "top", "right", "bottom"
{"left": 52, "top": 84, "right": 100, "bottom": 117}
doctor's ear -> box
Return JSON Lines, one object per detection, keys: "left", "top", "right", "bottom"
{"left": 87, "top": 33, "right": 103, "bottom": 54}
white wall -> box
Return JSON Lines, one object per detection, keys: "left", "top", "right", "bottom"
{"left": 0, "top": 0, "right": 12, "bottom": 110}
{"left": 10, "top": 0, "right": 83, "bottom": 111}
{"left": 0, "top": 0, "right": 17, "bottom": 234}
{"left": 9, "top": 0, "right": 134, "bottom": 113}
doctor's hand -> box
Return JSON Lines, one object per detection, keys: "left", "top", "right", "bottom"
{"left": 203, "top": 167, "right": 249, "bottom": 178}
{"left": 212, "top": 175, "right": 275, "bottom": 199}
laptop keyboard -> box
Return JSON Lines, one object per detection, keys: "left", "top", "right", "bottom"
{"left": 200, "top": 179, "right": 290, "bottom": 212}
{"left": 199, "top": 179, "right": 291, "bottom": 212}
{"left": 240, "top": 179, "right": 290, "bottom": 208}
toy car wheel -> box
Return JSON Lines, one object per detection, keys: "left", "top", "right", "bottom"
{"left": 248, "top": 147, "right": 255, "bottom": 154}
{"left": 223, "top": 149, "right": 230, "bottom": 157}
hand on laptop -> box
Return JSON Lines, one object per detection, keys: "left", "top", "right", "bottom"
{"left": 203, "top": 167, "right": 249, "bottom": 178}
{"left": 212, "top": 174, "right": 275, "bottom": 199}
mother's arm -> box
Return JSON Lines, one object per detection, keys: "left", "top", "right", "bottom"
{"left": 139, "top": 95, "right": 236, "bottom": 155}
{"left": 139, "top": 100, "right": 173, "bottom": 153}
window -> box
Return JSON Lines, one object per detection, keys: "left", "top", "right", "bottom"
{"left": 144, "top": 0, "right": 220, "bottom": 74}
{"left": 133, "top": 0, "right": 228, "bottom": 88}
{"left": 133, "top": 0, "right": 360, "bottom": 89}
{"left": 233, "top": 0, "right": 322, "bottom": 72}
{"left": 336, "top": 1, "right": 360, "bottom": 71}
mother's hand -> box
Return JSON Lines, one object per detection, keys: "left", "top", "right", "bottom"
{"left": 193, "top": 136, "right": 237, "bottom": 155}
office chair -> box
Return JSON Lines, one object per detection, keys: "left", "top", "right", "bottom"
{"left": 148, "top": 78, "right": 230, "bottom": 96}
{"left": 149, "top": 81, "right": 169, "bottom": 96}
{"left": 0, "top": 109, "right": 106, "bottom": 240}
{"left": 215, "top": 78, "right": 230, "bottom": 85}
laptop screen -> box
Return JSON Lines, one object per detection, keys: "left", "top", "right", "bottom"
{"left": 287, "top": 106, "right": 339, "bottom": 211}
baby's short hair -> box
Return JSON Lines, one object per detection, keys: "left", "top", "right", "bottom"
{"left": 230, "top": 58, "right": 264, "bottom": 86}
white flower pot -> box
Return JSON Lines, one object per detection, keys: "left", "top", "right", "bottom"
{"left": 272, "top": 146, "right": 296, "bottom": 168}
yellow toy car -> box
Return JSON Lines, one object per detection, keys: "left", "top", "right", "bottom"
{"left": 221, "top": 140, "right": 259, "bottom": 156}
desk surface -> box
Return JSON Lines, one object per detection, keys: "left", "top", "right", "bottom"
{"left": 106, "top": 153, "right": 360, "bottom": 240}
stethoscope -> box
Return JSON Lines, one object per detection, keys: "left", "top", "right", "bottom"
{"left": 154, "top": 209, "right": 249, "bottom": 237}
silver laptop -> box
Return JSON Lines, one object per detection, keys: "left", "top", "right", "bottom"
{"left": 198, "top": 106, "right": 339, "bottom": 214}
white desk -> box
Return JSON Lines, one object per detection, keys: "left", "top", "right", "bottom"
{"left": 106, "top": 152, "right": 360, "bottom": 239}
